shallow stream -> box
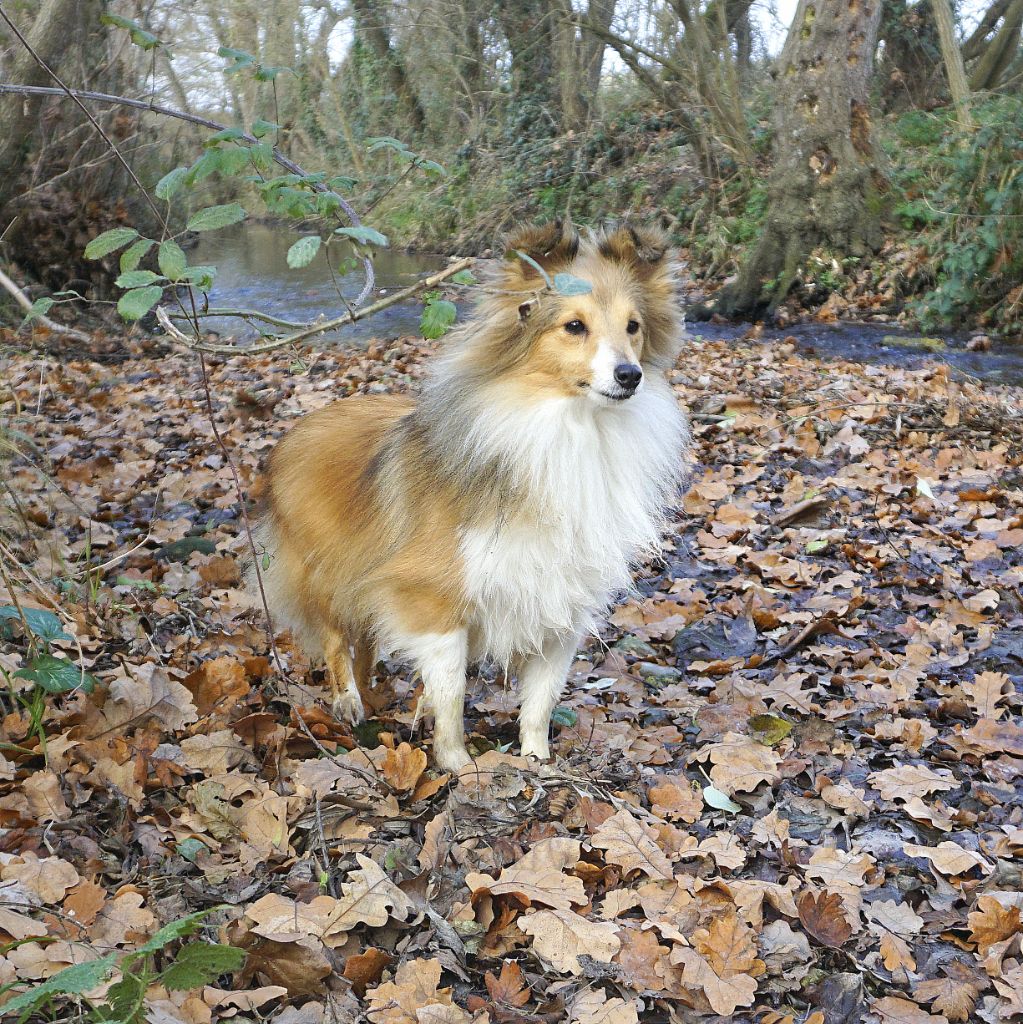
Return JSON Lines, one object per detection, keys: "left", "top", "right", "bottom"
{"left": 193, "top": 224, "right": 1023, "bottom": 386}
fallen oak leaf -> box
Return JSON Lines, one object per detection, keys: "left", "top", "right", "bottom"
{"left": 518, "top": 909, "right": 621, "bottom": 975}
{"left": 590, "top": 808, "right": 674, "bottom": 880}
{"left": 798, "top": 890, "right": 853, "bottom": 947}
{"left": 967, "top": 895, "right": 1022, "bottom": 955}
{"left": 867, "top": 764, "right": 958, "bottom": 802}
{"left": 466, "top": 837, "right": 586, "bottom": 911}
{"left": 903, "top": 842, "right": 992, "bottom": 878}
{"left": 484, "top": 960, "right": 530, "bottom": 1008}
{"left": 963, "top": 671, "right": 1011, "bottom": 720}
{"left": 343, "top": 947, "right": 393, "bottom": 998}
{"left": 872, "top": 995, "right": 950, "bottom": 1023}
{"left": 570, "top": 987, "right": 639, "bottom": 1024}
{"left": 912, "top": 964, "right": 984, "bottom": 1023}
{"left": 382, "top": 742, "right": 428, "bottom": 792}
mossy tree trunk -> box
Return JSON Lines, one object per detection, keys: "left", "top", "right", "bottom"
{"left": 715, "top": 0, "right": 885, "bottom": 317}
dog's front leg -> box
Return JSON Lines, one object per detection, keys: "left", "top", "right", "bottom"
{"left": 518, "top": 631, "right": 580, "bottom": 760}
{"left": 406, "top": 630, "right": 471, "bottom": 771}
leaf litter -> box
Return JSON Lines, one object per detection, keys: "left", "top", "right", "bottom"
{"left": 0, "top": 327, "right": 1022, "bottom": 1022}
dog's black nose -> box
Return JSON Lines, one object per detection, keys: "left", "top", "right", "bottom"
{"left": 614, "top": 363, "right": 642, "bottom": 390}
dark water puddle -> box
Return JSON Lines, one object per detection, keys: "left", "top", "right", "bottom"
{"left": 193, "top": 225, "right": 1023, "bottom": 386}
{"left": 689, "top": 320, "right": 1023, "bottom": 388}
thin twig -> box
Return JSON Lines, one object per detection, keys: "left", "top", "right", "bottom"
{"left": 159, "top": 257, "right": 475, "bottom": 355}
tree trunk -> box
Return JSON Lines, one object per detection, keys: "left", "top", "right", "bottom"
{"left": 0, "top": 0, "right": 81, "bottom": 210}
{"left": 969, "top": 0, "right": 1023, "bottom": 89}
{"left": 349, "top": 0, "right": 426, "bottom": 137}
{"left": 715, "top": 0, "right": 885, "bottom": 317}
{"left": 496, "top": 0, "right": 562, "bottom": 138}
{"left": 930, "top": 0, "right": 972, "bottom": 127}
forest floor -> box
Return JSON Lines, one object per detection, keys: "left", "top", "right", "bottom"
{"left": 1, "top": 325, "right": 1023, "bottom": 1024}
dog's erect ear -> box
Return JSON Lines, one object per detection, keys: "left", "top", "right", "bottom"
{"left": 504, "top": 218, "right": 580, "bottom": 282}
{"left": 598, "top": 223, "right": 671, "bottom": 269}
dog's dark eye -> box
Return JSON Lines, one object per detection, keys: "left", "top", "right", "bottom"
{"left": 565, "top": 320, "right": 587, "bottom": 335}
{"left": 626, "top": 319, "right": 641, "bottom": 335}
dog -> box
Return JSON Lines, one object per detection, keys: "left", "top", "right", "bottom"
{"left": 255, "top": 221, "right": 692, "bottom": 770}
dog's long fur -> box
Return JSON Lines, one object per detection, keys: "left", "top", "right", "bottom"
{"left": 257, "top": 221, "right": 692, "bottom": 769}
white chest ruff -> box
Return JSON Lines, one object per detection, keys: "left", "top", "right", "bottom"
{"left": 458, "top": 383, "right": 689, "bottom": 664}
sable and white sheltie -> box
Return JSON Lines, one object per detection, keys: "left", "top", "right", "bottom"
{"left": 256, "top": 221, "right": 692, "bottom": 770}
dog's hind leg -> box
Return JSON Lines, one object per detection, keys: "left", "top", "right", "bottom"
{"left": 324, "top": 629, "right": 365, "bottom": 724}
{"left": 354, "top": 633, "right": 376, "bottom": 693}
{"left": 518, "top": 631, "right": 579, "bottom": 760}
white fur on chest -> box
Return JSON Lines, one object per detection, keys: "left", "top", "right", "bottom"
{"left": 458, "top": 381, "right": 689, "bottom": 664}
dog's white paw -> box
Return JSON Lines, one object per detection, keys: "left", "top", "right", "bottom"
{"left": 332, "top": 689, "right": 366, "bottom": 725}
{"left": 520, "top": 732, "right": 551, "bottom": 761}
{"left": 434, "top": 742, "right": 472, "bottom": 773}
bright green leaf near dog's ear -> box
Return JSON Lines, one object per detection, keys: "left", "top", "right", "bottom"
{"left": 287, "top": 235, "right": 322, "bottom": 269}
{"left": 420, "top": 299, "right": 457, "bottom": 340}
{"left": 187, "top": 204, "right": 246, "bottom": 232}
{"left": 118, "top": 286, "right": 164, "bottom": 321}
{"left": 451, "top": 270, "right": 476, "bottom": 285}
{"left": 159, "top": 240, "right": 188, "bottom": 281}
{"left": 85, "top": 227, "right": 140, "bottom": 260}
{"left": 335, "top": 225, "right": 389, "bottom": 248}
{"left": 553, "top": 272, "right": 593, "bottom": 296}
{"left": 16, "top": 654, "right": 95, "bottom": 694}
{"left": 162, "top": 943, "right": 246, "bottom": 991}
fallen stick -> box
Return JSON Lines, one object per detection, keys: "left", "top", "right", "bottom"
{"left": 0, "top": 266, "right": 93, "bottom": 345}
{"left": 159, "top": 256, "right": 475, "bottom": 355}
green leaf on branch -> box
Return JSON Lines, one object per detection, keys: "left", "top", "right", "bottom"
{"left": 553, "top": 272, "right": 593, "bottom": 296}
{"left": 127, "top": 907, "right": 226, "bottom": 959}
{"left": 287, "top": 236, "right": 322, "bottom": 269}
{"left": 187, "top": 204, "right": 246, "bottom": 232}
{"left": 451, "top": 270, "right": 476, "bottom": 285}
{"left": 117, "top": 286, "right": 164, "bottom": 321}
{"left": 204, "top": 127, "right": 245, "bottom": 147}
{"left": 420, "top": 298, "right": 457, "bottom": 340}
{"left": 158, "top": 240, "right": 188, "bottom": 281}
{"left": 120, "top": 238, "right": 155, "bottom": 272}
{"left": 0, "top": 954, "right": 118, "bottom": 1019}
{"left": 219, "top": 46, "right": 256, "bottom": 73}
{"left": 0, "top": 606, "right": 70, "bottom": 642}
{"left": 415, "top": 158, "right": 446, "bottom": 176}
{"left": 327, "top": 175, "right": 358, "bottom": 191}
{"left": 100, "top": 13, "right": 162, "bottom": 50}
{"left": 22, "top": 297, "right": 54, "bottom": 326}
{"left": 179, "top": 266, "right": 216, "bottom": 290}
{"left": 85, "top": 228, "right": 139, "bottom": 260}
{"left": 251, "top": 118, "right": 279, "bottom": 139}
{"left": 255, "top": 63, "right": 289, "bottom": 82}
{"left": 15, "top": 654, "right": 95, "bottom": 694}
{"left": 155, "top": 166, "right": 189, "bottom": 200}
{"left": 115, "top": 270, "right": 163, "bottom": 289}
{"left": 511, "top": 249, "right": 552, "bottom": 288}
{"left": 366, "top": 136, "right": 412, "bottom": 155}
{"left": 334, "top": 225, "right": 389, "bottom": 248}
{"left": 162, "top": 943, "right": 246, "bottom": 991}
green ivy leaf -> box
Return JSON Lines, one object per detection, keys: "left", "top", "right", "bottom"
{"left": 115, "top": 270, "right": 162, "bottom": 289}
{"left": 550, "top": 706, "right": 578, "bottom": 728}
{"left": 334, "top": 225, "right": 389, "bottom": 248}
{"left": 162, "top": 943, "right": 246, "bottom": 991}
{"left": 155, "top": 166, "right": 189, "bottom": 200}
{"left": 84, "top": 228, "right": 140, "bottom": 260}
{"left": 451, "top": 270, "right": 476, "bottom": 285}
{"left": 553, "top": 272, "right": 593, "bottom": 296}
{"left": 1, "top": 955, "right": 118, "bottom": 1019}
{"left": 119, "top": 238, "right": 155, "bottom": 272}
{"left": 158, "top": 240, "right": 188, "bottom": 281}
{"left": 16, "top": 654, "right": 95, "bottom": 694}
{"left": 0, "top": 606, "right": 70, "bottom": 642}
{"left": 187, "top": 204, "right": 246, "bottom": 232}
{"left": 287, "top": 235, "right": 322, "bottom": 269}
{"left": 420, "top": 299, "right": 457, "bottom": 340}
{"left": 117, "top": 285, "right": 164, "bottom": 321}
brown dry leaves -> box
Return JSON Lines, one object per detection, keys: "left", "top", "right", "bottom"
{"left": 2, "top": 332, "right": 1022, "bottom": 1022}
